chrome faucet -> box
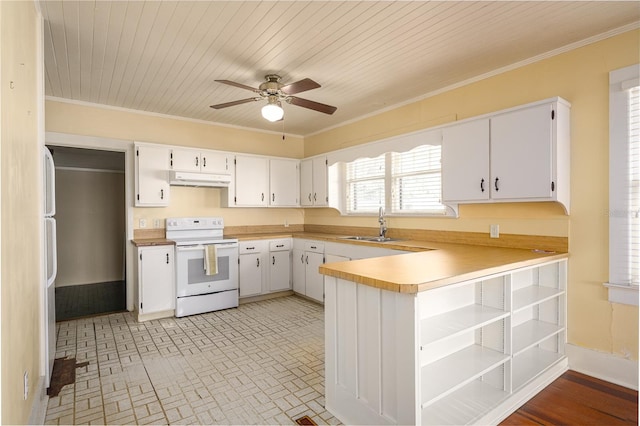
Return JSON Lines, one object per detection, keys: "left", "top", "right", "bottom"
{"left": 378, "top": 206, "right": 387, "bottom": 238}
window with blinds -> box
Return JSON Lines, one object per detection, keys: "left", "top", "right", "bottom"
{"left": 629, "top": 86, "right": 639, "bottom": 284}
{"left": 346, "top": 154, "right": 385, "bottom": 213}
{"left": 344, "top": 145, "right": 446, "bottom": 215}
{"left": 391, "top": 145, "right": 445, "bottom": 214}
{"left": 607, "top": 63, "right": 639, "bottom": 305}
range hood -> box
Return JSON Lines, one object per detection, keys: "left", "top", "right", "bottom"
{"left": 170, "top": 171, "right": 231, "bottom": 187}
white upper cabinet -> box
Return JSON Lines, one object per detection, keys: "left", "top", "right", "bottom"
{"left": 442, "top": 119, "right": 490, "bottom": 202}
{"left": 135, "top": 143, "right": 170, "bottom": 206}
{"left": 269, "top": 158, "right": 299, "bottom": 207}
{"left": 442, "top": 97, "right": 570, "bottom": 213}
{"left": 490, "top": 103, "right": 554, "bottom": 200}
{"left": 300, "top": 156, "right": 328, "bottom": 206}
{"left": 170, "top": 147, "right": 231, "bottom": 174}
{"left": 233, "top": 155, "right": 269, "bottom": 206}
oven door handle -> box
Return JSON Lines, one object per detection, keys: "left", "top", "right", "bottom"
{"left": 176, "top": 245, "right": 206, "bottom": 252}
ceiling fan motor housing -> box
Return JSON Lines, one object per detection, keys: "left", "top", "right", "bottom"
{"left": 259, "top": 74, "right": 283, "bottom": 95}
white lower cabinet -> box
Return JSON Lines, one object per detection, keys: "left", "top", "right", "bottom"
{"left": 239, "top": 239, "right": 292, "bottom": 298}
{"left": 305, "top": 251, "right": 325, "bottom": 303}
{"left": 137, "top": 245, "right": 175, "bottom": 319}
{"left": 239, "top": 241, "right": 266, "bottom": 297}
{"left": 269, "top": 239, "right": 292, "bottom": 291}
{"left": 292, "top": 239, "right": 325, "bottom": 303}
{"left": 324, "top": 258, "right": 567, "bottom": 425}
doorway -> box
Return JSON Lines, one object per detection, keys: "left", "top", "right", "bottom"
{"left": 48, "top": 145, "right": 126, "bottom": 320}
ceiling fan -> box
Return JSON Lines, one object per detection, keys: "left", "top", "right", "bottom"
{"left": 210, "top": 74, "right": 337, "bottom": 122}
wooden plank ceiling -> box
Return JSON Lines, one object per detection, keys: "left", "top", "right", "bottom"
{"left": 40, "top": 1, "right": 639, "bottom": 136}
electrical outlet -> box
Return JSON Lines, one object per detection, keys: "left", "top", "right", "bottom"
{"left": 154, "top": 219, "right": 161, "bottom": 228}
{"left": 139, "top": 219, "right": 147, "bottom": 228}
{"left": 284, "top": 219, "right": 289, "bottom": 228}
{"left": 23, "top": 371, "right": 28, "bottom": 400}
{"left": 490, "top": 224, "right": 500, "bottom": 238}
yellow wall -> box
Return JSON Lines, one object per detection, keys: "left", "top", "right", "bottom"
{"left": 45, "top": 100, "right": 304, "bottom": 157}
{"left": 306, "top": 30, "right": 640, "bottom": 360}
{"left": 1, "top": 1, "right": 41, "bottom": 423}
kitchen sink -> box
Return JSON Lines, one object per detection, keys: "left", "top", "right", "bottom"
{"left": 340, "top": 236, "right": 403, "bottom": 243}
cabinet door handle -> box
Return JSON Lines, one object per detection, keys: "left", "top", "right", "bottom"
{"left": 480, "top": 178, "right": 485, "bottom": 192}
{"left": 308, "top": 193, "right": 312, "bottom": 202}
{"left": 160, "top": 189, "right": 164, "bottom": 199}
{"left": 301, "top": 254, "right": 304, "bottom": 263}
{"left": 313, "top": 193, "right": 317, "bottom": 202}
{"left": 276, "top": 244, "right": 284, "bottom": 248}
{"left": 494, "top": 177, "right": 499, "bottom": 192}
{"left": 272, "top": 256, "right": 275, "bottom": 265}
{"left": 272, "top": 193, "right": 275, "bottom": 202}
{"left": 166, "top": 253, "right": 169, "bottom": 264}
{"left": 203, "top": 157, "right": 206, "bottom": 168}
{"left": 195, "top": 156, "right": 199, "bottom": 167}
{"left": 256, "top": 258, "right": 260, "bottom": 267}
{"left": 305, "top": 255, "right": 308, "bottom": 264}
{"left": 261, "top": 193, "right": 265, "bottom": 202}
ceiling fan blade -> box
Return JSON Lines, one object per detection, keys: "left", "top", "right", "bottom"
{"left": 210, "top": 98, "right": 260, "bottom": 109}
{"left": 288, "top": 96, "right": 337, "bottom": 115}
{"left": 280, "top": 78, "right": 321, "bottom": 95}
{"left": 215, "top": 79, "right": 259, "bottom": 93}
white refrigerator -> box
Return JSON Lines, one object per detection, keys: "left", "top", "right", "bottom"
{"left": 44, "top": 146, "right": 57, "bottom": 387}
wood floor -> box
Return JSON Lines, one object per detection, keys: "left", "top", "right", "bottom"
{"left": 501, "top": 370, "right": 638, "bottom": 425}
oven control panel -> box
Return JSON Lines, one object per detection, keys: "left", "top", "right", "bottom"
{"left": 166, "top": 217, "right": 224, "bottom": 231}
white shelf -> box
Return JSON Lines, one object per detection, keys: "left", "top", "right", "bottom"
{"left": 421, "top": 379, "right": 509, "bottom": 426}
{"left": 512, "top": 346, "right": 565, "bottom": 390}
{"left": 513, "top": 319, "right": 564, "bottom": 356}
{"left": 421, "top": 304, "right": 509, "bottom": 345}
{"left": 513, "top": 286, "right": 564, "bottom": 312}
{"left": 421, "top": 345, "right": 509, "bottom": 407}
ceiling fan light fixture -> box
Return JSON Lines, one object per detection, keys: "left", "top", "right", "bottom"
{"left": 261, "top": 97, "right": 284, "bottom": 122}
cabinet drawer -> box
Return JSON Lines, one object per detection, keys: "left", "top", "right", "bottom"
{"left": 305, "top": 241, "right": 324, "bottom": 253}
{"left": 269, "top": 239, "right": 291, "bottom": 252}
{"left": 239, "top": 240, "right": 266, "bottom": 254}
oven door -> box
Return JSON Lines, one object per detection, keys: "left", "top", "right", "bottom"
{"left": 175, "top": 242, "right": 238, "bottom": 297}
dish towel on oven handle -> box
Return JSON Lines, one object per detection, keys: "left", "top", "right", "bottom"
{"left": 204, "top": 244, "right": 218, "bottom": 275}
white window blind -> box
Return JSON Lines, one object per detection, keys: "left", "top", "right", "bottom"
{"left": 391, "top": 145, "right": 446, "bottom": 214}
{"left": 346, "top": 154, "right": 385, "bottom": 213}
{"left": 344, "top": 145, "right": 447, "bottom": 215}
{"left": 607, "top": 64, "right": 639, "bottom": 305}
{"left": 629, "top": 86, "right": 639, "bottom": 284}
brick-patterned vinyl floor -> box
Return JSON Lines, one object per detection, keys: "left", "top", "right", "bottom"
{"left": 45, "top": 295, "right": 338, "bottom": 425}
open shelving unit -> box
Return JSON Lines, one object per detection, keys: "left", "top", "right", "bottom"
{"left": 419, "top": 275, "right": 512, "bottom": 425}
{"left": 510, "top": 262, "right": 566, "bottom": 392}
{"left": 418, "top": 259, "right": 567, "bottom": 425}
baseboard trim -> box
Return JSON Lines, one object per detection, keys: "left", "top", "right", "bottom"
{"left": 28, "top": 375, "right": 49, "bottom": 425}
{"left": 566, "top": 343, "right": 638, "bottom": 390}
{"left": 479, "top": 358, "right": 569, "bottom": 425}
{"left": 239, "top": 290, "right": 294, "bottom": 304}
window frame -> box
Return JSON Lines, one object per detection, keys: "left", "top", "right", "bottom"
{"left": 605, "top": 63, "right": 640, "bottom": 306}
{"left": 339, "top": 144, "right": 450, "bottom": 217}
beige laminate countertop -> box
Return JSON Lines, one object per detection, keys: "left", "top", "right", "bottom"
{"left": 228, "top": 232, "right": 568, "bottom": 294}
{"left": 131, "top": 238, "right": 175, "bottom": 247}
{"left": 133, "top": 231, "right": 567, "bottom": 294}
{"left": 319, "top": 242, "right": 567, "bottom": 294}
